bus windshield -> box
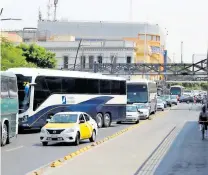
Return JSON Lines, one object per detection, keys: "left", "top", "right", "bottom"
{"left": 16, "top": 74, "right": 32, "bottom": 114}
{"left": 49, "top": 114, "right": 78, "bottom": 123}
{"left": 170, "top": 87, "right": 181, "bottom": 96}
{"left": 127, "top": 84, "right": 148, "bottom": 103}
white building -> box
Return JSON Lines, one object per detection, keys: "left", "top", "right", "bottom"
{"left": 27, "top": 40, "right": 136, "bottom": 69}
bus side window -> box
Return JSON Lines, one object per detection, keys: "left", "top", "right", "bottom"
{"left": 1, "top": 77, "right": 9, "bottom": 98}
{"left": 8, "top": 78, "right": 18, "bottom": 98}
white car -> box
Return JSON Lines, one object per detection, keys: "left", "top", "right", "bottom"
{"left": 157, "top": 99, "right": 165, "bottom": 111}
{"left": 135, "top": 104, "right": 150, "bottom": 119}
{"left": 123, "top": 105, "right": 140, "bottom": 123}
{"left": 40, "top": 112, "right": 98, "bottom": 146}
{"left": 170, "top": 95, "right": 178, "bottom": 105}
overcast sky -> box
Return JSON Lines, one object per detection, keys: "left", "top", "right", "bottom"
{"left": 1, "top": 0, "right": 208, "bottom": 63}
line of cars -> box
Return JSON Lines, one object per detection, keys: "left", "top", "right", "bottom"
{"left": 157, "top": 94, "right": 178, "bottom": 111}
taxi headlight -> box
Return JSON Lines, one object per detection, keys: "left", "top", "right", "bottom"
{"left": 64, "top": 128, "right": 75, "bottom": 133}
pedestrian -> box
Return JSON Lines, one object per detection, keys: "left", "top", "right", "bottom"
{"left": 198, "top": 105, "right": 208, "bottom": 137}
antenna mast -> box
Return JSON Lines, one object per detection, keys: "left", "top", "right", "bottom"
{"left": 54, "top": 0, "right": 58, "bottom": 21}
{"left": 47, "top": 0, "right": 53, "bottom": 20}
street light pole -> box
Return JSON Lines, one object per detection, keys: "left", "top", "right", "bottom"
{"left": 181, "top": 41, "right": 183, "bottom": 63}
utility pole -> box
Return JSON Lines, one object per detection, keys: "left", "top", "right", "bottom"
{"left": 129, "top": 0, "right": 133, "bottom": 21}
{"left": 206, "top": 46, "right": 208, "bottom": 110}
{"left": 192, "top": 54, "right": 195, "bottom": 64}
{"left": 181, "top": 41, "right": 183, "bottom": 63}
{"left": 54, "top": 0, "right": 58, "bottom": 21}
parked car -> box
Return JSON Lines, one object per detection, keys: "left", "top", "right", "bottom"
{"left": 135, "top": 103, "right": 150, "bottom": 120}
{"left": 40, "top": 112, "right": 98, "bottom": 146}
{"left": 157, "top": 97, "right": 167, "bottom": 108}
{"left": 124, "top": 105, "right": 140, "bottom": 124}
{"left": 170, "top": 95, "right": 178, "bottom": 105}
{"left": 179, "top": 95, "right": 193, "bottom": 103}
{"left": 157, "top": 99, "right": 165, "bottom": 111}
{"left": 160, "top": 95, "right": 172, "bottom": 107}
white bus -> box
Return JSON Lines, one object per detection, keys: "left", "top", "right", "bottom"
{"left": 127, "top": 80, "right": 157, "bottom": 115}
{"left": 170, "top": 85, "right": 184, "bottom": 97}
{"left": 7, "top": 68, "right": 127, "bottom": 130}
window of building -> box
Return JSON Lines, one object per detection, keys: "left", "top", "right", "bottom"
{"left": 80, "top": 56, "right": 86, "bottom": 69}
{"left": 147, "top": 35, "right": 152, "bottom": 41}
{"left": 156, "top": 36, "right": 160, "bottom": 41}
{"left": 126, "top": 56, "right": 131, "bottom": 63}
{"left": 63, "top": 56, "right": 68, "bottom": 69}
{"left": 139, "top": 34, "right": 145, "bottom": 40}
{"left": 110, "top": 55, "right": 117, "bottom": 64}
{"left": 152, "top": 36, "right": 157, "bottom": 41}
{"left": 97, "top": 55, "right": 103, "bottom": 64}
{"left": 8, "top": 77, "right": 18, "bottom": 98}
{"left": 89, "top": 56, "right": 94, "bottom": 69}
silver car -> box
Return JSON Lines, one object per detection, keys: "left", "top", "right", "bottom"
{"left": 136, "top": 104, "right": 150, "bottom": 120}
{"left": 124, "top": 105, "right": 140, "bottom": 124}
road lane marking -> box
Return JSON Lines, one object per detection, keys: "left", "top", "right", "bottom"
{"left": 27, "top": 107, "right": 173, "bottom": 175}
{"left": 5, "top": 146, "right": 24, "bottom": 152}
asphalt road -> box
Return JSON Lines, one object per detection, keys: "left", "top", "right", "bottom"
{"left": 1, "top": 108, "right": 166, "bottom": 175}
{"left": 34, "top": 103, "right": 204, "bottom": 175}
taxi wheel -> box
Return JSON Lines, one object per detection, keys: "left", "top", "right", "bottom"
{"left": 42, "top": 142, "right": 48, "bottom": 146}
{"left": 89, "top": 130, "right": 96, "bottom": 142}
{"left": 74, "top": 132, "right": 80, "bottom": 146}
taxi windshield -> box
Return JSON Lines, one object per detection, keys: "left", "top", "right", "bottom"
{"left": 49, "top": 114, "right": 78, "bottom": 123}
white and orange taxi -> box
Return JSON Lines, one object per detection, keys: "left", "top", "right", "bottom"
{"left": 40, "top": 112, "right": 98, "bottom": 146}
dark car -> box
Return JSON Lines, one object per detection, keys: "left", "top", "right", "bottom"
{"left": 179, "top": 95, "right": 193, "bottom": 103}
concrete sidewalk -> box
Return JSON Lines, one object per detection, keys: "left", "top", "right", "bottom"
{"left": 43, "top": 109, "right": 185, "bottom": 175}
{"left": 154, "top": 121, "right": 208, "bottom": 175}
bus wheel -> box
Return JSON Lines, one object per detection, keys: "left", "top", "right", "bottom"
{"left": 103, "top": 113, "right": 111, "bottom": 127}
{"left": 1, "top": 123, "right": 8, "bottom": 146}
{"left": 96, "top": 113, "right": 103, "bottom": 128}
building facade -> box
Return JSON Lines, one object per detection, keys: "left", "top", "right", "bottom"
{"left": 23, "top": 40, "right": 135, "bottom": 70}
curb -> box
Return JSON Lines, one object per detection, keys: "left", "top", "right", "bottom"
{"left": 28, "top": 110, "right": 167, "bottom": 175}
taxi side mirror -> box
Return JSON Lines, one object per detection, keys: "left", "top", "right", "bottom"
{"left": 79, "top": 120, "right": 85, "bottom": 124}
{"left": 46, "top": 119, "right": 51, "bottom": 123}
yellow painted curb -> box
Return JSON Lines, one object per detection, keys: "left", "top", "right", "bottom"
{"left": 64, "top": 155, "right": 72, "bottom": 160}
{"left": 70, "top": 152, "right": 76, "bottom": 157}
{"left": 51, "top": 160, "right": 62, "bottom": 167}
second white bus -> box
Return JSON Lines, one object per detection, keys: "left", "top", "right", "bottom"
{"left": 7, "top": 68, "right": 127, "bottom": 130}
{"left": 127, "top": 79, "right": 157, "bottom": 115}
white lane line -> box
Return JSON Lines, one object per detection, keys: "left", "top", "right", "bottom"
{"left": 5, "top": 145, "right": 24, "bottom": 152}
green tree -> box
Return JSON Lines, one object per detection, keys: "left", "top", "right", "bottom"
{"left": 1, "top": 39, "right": 36, "bottom": 71}
{"left": 18, "top": 43, "right": 57, "bottom": 68}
